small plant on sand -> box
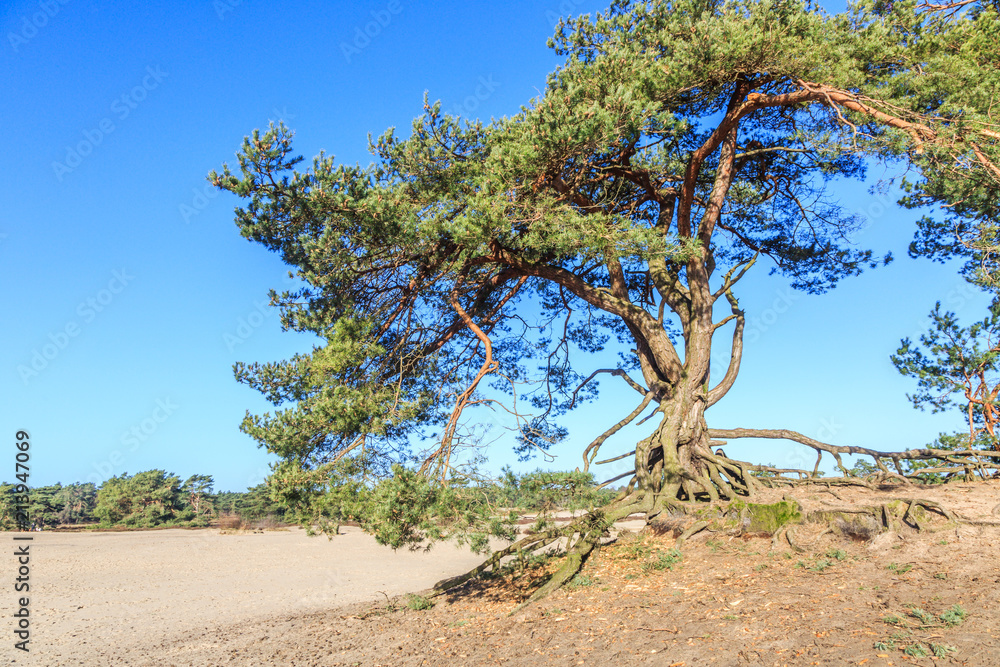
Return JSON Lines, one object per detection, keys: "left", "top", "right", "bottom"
{"left": 567, "top": 574, "right": 597, "bottom": 589}
{"left": 882, "top": 614, "right": 905, "bottom": 626}
{"left": 644, "top": 548, "right": 683, "bottom": 572}
{"left": 906, "top": 606, "right": 936, "bottom": 626}
{"left": 940, "top": 604, "right": 967, "bottom": 626}
{"left": 886, "top": 562, "right": 912, "bottom": 574}
{"left": 824, "top": 548, "right": 847, "bottom": 561}
{"left": 406, "top": 594, "right": 434, "bottom": 611}
{"left": 809, "top": 558, "right": 834, "bottom": 572}
{"left": 931, "top": 643, "right": 958, "bottom": 657}
{"left": 622, "top": 540, "right": 651, "bottom": 560}
{"left": 903, "top": 643, "right": 930, "bottom": 658}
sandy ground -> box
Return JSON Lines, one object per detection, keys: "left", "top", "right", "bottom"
{"left": 4, "top": 480, "right": 1000, "bottom": 666}
{"left": 4, "top": 526, "right": 490, "bottom": 665}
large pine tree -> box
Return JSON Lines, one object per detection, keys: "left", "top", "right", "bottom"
{"left": 213, "top": 0, "right": 1000, "bottom": 595}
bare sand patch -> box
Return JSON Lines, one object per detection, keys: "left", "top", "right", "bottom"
{"left": 6, "top": 526, "right": 488, "bottom": 665}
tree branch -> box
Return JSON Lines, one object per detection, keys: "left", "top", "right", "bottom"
{"left": 582, "top": 391, "right": 656, "bottom": 472}
{"left": 706, "top": 289, "right": 745, "bottom": 407}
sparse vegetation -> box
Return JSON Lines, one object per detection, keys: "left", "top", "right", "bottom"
{"left": 567, "top": 574, "right": 597, "bottom": 589}
{"left": 405, "top": 594, "right": 434, "bottom": 611}
{"left": 808, "top": 559, "right": 834, "bottom": 572}
{"left": 644, "top": 548, "right": 683, "bottom": 572}
{"left": 906, "top": 606, "right": 936, "bottom": 626}
{"left": 940, "top": 604, "right": 968, "bottom": 627}
{"left": 932, "top": 643, "right": 958, "bottom": 658}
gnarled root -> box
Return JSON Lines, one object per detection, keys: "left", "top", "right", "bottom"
{"left": 428, "top": 499, "right": 647, "bottom": 607}
{"left": 425, "top": 528, "right": 566, "bottom": 599}
{"left": 513, "top": 526, "right": 602, "bottom": 613}
{"left": 675, "top": 520, "right": 711, "bottom": 547}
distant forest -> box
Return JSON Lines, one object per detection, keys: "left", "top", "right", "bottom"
{"left": 1, "top": 467, "right": 624, "bottom": 533}
{"left": 0, "top": 470, "right": 286, "bottom": 530}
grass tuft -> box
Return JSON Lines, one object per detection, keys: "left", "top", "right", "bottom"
{"left": 405, "top": 594, "right": 434, "bottom": 611}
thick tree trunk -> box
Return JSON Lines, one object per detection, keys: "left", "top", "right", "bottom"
{"left": 630, "top": 384, "right": 759, "bottom": 512}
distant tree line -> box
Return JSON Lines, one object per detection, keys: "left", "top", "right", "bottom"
{"left": 0, "top": 471, "right": 287, "bottom": 530}
{"left": 0, "top": 465, "right": 620, "bottom": 536}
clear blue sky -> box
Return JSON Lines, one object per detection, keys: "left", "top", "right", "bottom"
{"left": 1, "top": 0, "right": 985, "bottom": 492}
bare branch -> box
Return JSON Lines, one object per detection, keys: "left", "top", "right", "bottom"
{"left": 708, "top": 427, "right": 1000, "bottom": 465}
{"left": 569, "top": 368, "right": 648, "bottom": 408}
{"left": 582, "top": 392, "right": 656, "bottom": 472}
{"left": 706, "top": 289, "right": 745, "bottom": 407}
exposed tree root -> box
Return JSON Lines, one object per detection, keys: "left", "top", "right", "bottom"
{"left": 675, "top": 520, "right": 711, "bottom": 547}
{"left": 783, "top": 525, "right": 832, "bottom": 553}
{"left": 428, "top": 449, "right": 997, "bottom": 609}
{"left": 708, "top": 427, "right": 1000, "bottom": 481}
{"left": 514, "top": 527, "right": 602, "bottom": 613}
{"left": 425, "top": 528, "right": 567, "bottom": 599}
{"left": 772, "top": 524, "right": 798, "bottom": 552}
{"left": 805, "top": 497, "right": 964, "bottom": 534}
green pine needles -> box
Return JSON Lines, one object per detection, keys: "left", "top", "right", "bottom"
{"left": 213, "top": 0, "right": 1000, "bottom": 598}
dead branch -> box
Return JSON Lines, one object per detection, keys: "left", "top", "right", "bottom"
{"left": 582, "top": 392, "right": 656, "bottom": 472}
{"left": 708, "top": 427, "right": 1000, "bottom": 472}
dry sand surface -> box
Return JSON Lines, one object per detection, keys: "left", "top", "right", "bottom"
{"left": 4, "top": 526, "right": 490, "bottom": 665}
{"left": 5, "top": 481, "right": 1000, "bottom": 666}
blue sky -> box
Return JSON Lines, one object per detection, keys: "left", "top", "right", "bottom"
{"left": 1, "top": 0, "right": 986, "bottom": 492}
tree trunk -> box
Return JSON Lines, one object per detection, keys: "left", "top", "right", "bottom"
{"left": 631, "top": 381, "right": 757, "bottom": 512}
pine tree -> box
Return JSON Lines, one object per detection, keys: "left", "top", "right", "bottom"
{"left": 213, "top": 0, "right": 1000, "bottom": 597}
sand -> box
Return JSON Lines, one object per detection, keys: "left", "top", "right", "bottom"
{"left": 8, "top": 526, "right": 488, "bottom": 665}
{"left": 6, "top": 481, "right": 1000, "bottom": 665}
